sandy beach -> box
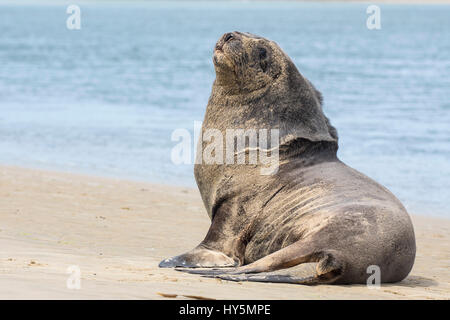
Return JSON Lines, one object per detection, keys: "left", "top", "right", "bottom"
{"left": 0, "top": 165, "right": 448, "bottom": 299}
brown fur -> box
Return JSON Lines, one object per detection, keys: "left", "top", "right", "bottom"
{"left": 159, "top": 32, "right": 416, "bottom": 285}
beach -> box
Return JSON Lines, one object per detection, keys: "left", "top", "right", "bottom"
{"left": 0, "top": 165, "right": 448, "bottom": 299}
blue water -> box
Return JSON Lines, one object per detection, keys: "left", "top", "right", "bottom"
{"left": 0, "top": 1, "right": 449, "bottom": 217}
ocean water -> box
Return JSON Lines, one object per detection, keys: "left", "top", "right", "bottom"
{"left": 0, "top": 1, "right": 449, "bottom": 217}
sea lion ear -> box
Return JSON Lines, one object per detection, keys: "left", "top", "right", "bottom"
{"left": 260, "top": 60, "right": 268, "bottom": 72}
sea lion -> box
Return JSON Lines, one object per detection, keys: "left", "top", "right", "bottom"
{"left": 159, "top": 31, "right": 416, "bottom": 285}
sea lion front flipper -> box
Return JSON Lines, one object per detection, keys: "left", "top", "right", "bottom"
{"left": 159, "top": 246, "right": 237, "bottom": 268}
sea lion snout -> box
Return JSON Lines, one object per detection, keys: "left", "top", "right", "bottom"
{"left": 213, "top": 32, "right": 242, "bottom": 75}
{"left": 214, "top": 31, "right": 239, "bottom": 52}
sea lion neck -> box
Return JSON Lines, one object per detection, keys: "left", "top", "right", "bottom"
{"left": 280, "top": 139, "right": 339, "bottom": 166}
{"left": 212, "top": 77, "right": 242, "bottom": 96}
{"left": 209, "top": 81, "right": 272, "bottom": 109}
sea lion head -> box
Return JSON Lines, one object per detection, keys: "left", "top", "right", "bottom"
{"left": 210, "top": 31, "right": 338, "bottom": 146}
{"left": 213, "top": 31, "right": 283, "bottom": 92}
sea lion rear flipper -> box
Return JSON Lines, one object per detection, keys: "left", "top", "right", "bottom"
{"left": 177, "top": 242, "right": 345, "bottom": 285}
{"left": 178, "top": 263, "right": 320, "bottom": 284}
{"left": 208, "top": 271, "right": 318, "bottom": 285}
{"left": 179, "top": 263, "right": 327, "bottom": 285}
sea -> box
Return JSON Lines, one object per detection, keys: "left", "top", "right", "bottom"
{"left": 0, "top": 1, "right": 449, "bottom": 217}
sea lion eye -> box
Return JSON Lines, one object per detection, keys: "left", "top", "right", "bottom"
{"left": 258, "top": 47, "right": 267, "bottom": 60}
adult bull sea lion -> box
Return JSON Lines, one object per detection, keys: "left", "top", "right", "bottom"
{"left": 159, "top": 32, "right": 416, "bottom": 285}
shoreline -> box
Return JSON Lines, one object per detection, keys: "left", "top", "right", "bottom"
{"left": 0, "top": 165, "right": 449, "bottom": 299}
{"left": 1, "top": 161, "right": 447, "bottom": 219}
